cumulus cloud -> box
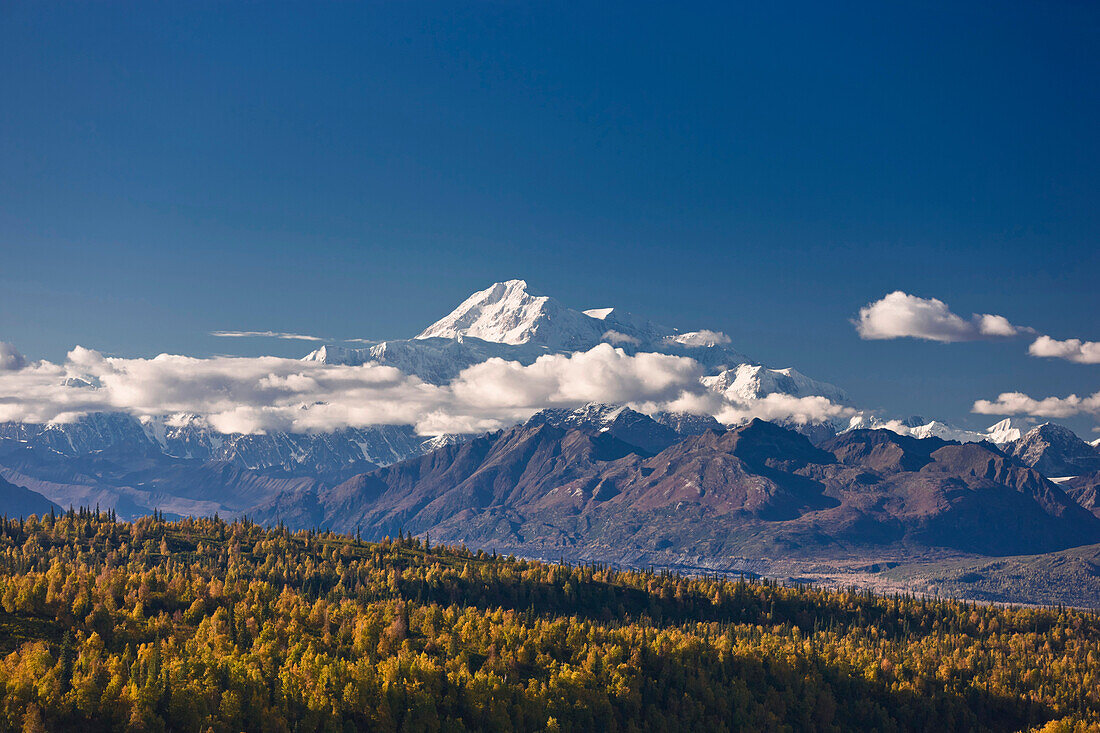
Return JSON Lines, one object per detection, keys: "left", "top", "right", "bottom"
{"left": 713, "top": 393, "right": 857, "bottom": 426}
{"left": 0, "top": 342, "right": 26, "bottom": 371}
{"left": 210, "top": 330, "right": 326, "bottom": 342}
{"left": 972, "top": 390, "right": 1100, "bottom": 419}
{"left": 601, "top": 330, "right": 640, "bottom": 346}
{"left": 444, "top": 344, "right": 708, "bottom": 430}
{"left": 1028, "top": 335, "right": 1100, "bottom": 365}
{"left": 855, "top": 291, "right": 1027, "bottom": 342}
{"left": 0, "top": 347, "right": 446, "bottom": 432}
{"left": 644, "top": 383, "right": 857, "bottom": 428}
{"left": 0, "top": 341, "right": 859, "bottom": 436}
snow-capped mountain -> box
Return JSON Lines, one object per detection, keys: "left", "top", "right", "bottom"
{"left": 0, "top": 412, "right": 437, "bottom": 474}
{"left": 302, "top": 338, "right": 551, "bottom": 384}
{"left": 651, "top": 411, "right": 727, "bottom": 436}
{"left": 7, "top": 279, "right": 1088, "bottom": 471}
{"left": 0, "top": 279, "right": 852, "bottom": 519}
{"left": 702, "top": 364, "right": 849, "bottom": 404}
{"left": 898, "top": 418, "right": 987, "bottom": 443}
{"left": 416, "top": 279, "right": 607, "bottom": 349}
{"left": 304, "top": 279, "right": 754, "bottom": 382}
{"left": 1004, "top": 423, "right": 1100, "bottom": 478}
{"left": 841, "top": 415, "right": 1039, "bottom": 445}
{"left": 986, "top": 417, "right": 1039, "bottom": 445}
{"left": 525, "top": 403, "right": 682, "bottom": 455}
{"left": 834, "top": 416, "right": 1100, "bottom": 482}
{"left": 0, "top": 412, "right": 156, "bottom": 457}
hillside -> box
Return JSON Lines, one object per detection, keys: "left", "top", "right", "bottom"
{"left": 0, "top": 512, "right": 1099, "bottom": 731}
{"left": 878, "top": 543, "right": 1100, "bottom": 607}
{"left": 0, "top": 476, "right": 59, "bottom": 519}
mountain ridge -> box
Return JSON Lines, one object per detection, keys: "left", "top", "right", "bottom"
{"left": 253, "top": 418, "right": 1100, "bottom": 564}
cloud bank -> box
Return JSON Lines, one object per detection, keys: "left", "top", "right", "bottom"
{"left": 973, "top": 390, "right": 1100, "bottom": 419}
{"left": 0, "top": 342, "right": 853, "bottom": 435}
{"left": 855, "top": 291, "right": 1027, "bottom": 342}
{"left": 1028, "top": 335, "right": 1100, "bottom": 365}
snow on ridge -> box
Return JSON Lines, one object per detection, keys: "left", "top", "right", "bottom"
{"left": 415, "top": 279, "right": 603, "bottom": 349}
{"left": 985, "top": 417, "right": 1039, "bottom": 445}
{"left": 703, "top": 364, "right": 850, "bottom": 405}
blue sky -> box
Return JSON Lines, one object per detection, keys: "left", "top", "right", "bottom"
{"left": 1, "top": 1, "right": 1097, "bottom": 433}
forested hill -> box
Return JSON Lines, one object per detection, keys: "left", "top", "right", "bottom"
{"left": 0, "top": 511, "right": 1098, "bottom": 732}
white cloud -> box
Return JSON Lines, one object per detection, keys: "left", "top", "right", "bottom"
{"left": 713, "top": 393, "right": 857, "bottom": 426}
{"left": 601, "top": 330, "right": 640, "bottom": 346}
{"left": 210, "top": 330, "right": 326, "bottom": 342}
{"left": 1028, "top": 335, "right": 1100, "bottom": 365}
{"left": 972, "top": 390, "right": 1100, "bottom": 419}
{"left": 0, "top": 340, "right": 859, "bottom": 436}
{"left": 450, "top": 344, "right": 705, "bottom": 413}
{"left": 0, "top": 347, "right": 448, "bottom": 432}
{"left": 644, "top": 382, "right": 857, "bottom": 427}
{"left": 0, "top": 342, "right": 26, "bottom": 371}
{"left": 855, "top": 291, "right": 1027, "bottom": 342}
{"left": 975, "top": 314, "right": 1020, "bottom": 338}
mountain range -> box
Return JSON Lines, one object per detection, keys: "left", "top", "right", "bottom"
{"left": 2, "top": 279, "right": 1100, "bottom": 603}
{"left": 250, "top": 407, "right": 1100, "bottom": 566}
{"left": 0, "top": 279, "right": 851, "bottom": 517}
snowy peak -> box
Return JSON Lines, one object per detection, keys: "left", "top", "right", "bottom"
{"left": 652, "top": 411, "right": 727, "bottom": 436}
{"left": 985, "top": 417, "right": 1037, "bottom": 445}
{"left": 302, "top": 345, "right": 360, "bottom": 364}
{"left": 1006, "top": 423, "right": 1100, "bottom": 477}
{"left": 525, "top": 402, "right": 680, "bottom": 454}
{"left": 415, "top": 280, "right": 724, "bottom": 355}
{"left": 416, "top": 279, "right": 603, "bottom": 349}
{"left": 703, "top": 364, "right": 850, "bottom": 404}
{"left": 903, "top": 420, "right": 984, "bottom": 443}
{"left": 843, "top": 415, "right": 987, "bottom": 444}
{"left": 306, "top": 280, "right": 757, "bottom": 387}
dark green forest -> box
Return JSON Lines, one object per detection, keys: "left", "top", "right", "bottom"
{"left": 0, "top": 509, "right": 1097, "bottom": 732}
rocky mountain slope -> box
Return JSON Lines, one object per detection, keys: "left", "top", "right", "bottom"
{"left": 0, "top": 475, "right": 60, "bottom": 518}
{"left": 0, "top": 412, "right": 430, "bottom": 473}
{"left": 1003, "top": 423, "right": 1100, "bottom": 477}
{"left": 1063, "top": 473, "right": 1100, "bottom": 518}
{"left": 0, "top": 435, "right": 326, "bottom": 520}
{"left": 254, "top": 418, "right": 1100, "bottom": 566}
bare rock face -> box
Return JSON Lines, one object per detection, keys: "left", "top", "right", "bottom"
{"left": 1064, "top": 472, "right": 1100, "bottom": 518}
{"left": 1004, "top": 423, "right": 1100, "bottom": 477}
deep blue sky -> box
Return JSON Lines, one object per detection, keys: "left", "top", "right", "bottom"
{"left": 1, "top": 1, "right": 1097, "bottom": 432}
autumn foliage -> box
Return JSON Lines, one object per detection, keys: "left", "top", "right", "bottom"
{"left": 0, "top": 508, "right": 1097, "bottom": 732}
